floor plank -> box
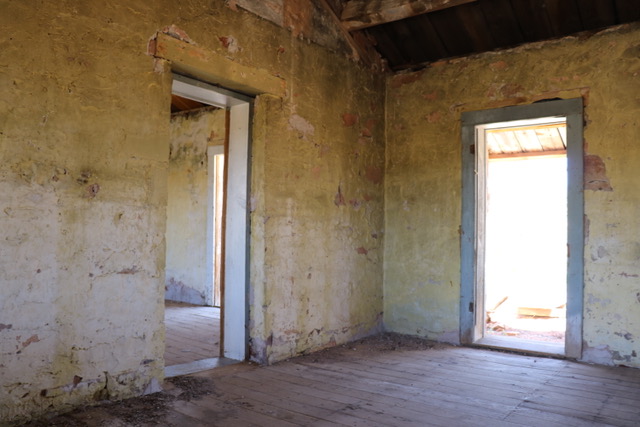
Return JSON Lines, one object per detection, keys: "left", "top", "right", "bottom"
{"left": 164, "top": 300, "right": 220, "bottom": 366}
{"left": 28, "top": 335, "right": 640, "bottom": 426}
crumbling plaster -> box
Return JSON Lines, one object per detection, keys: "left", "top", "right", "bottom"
{"left": 384, "top": 23, "right": 640, "bottom": 368}
{"left": 2, "top": 0, "right": 640, "bottom": 422}
{"left": 1, "top": 0, "right": 385, "bottom": 423}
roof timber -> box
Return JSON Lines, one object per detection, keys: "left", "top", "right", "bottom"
{"left": 317, "top": 0, "right": 385, "bottom": 68}
{"left": 340, "top": 0, "right": 477, "bottom": 31}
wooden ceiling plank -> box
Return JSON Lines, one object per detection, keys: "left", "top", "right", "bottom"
{"left": 515, "top": 129, "right": 545, "bottom": 152}
{"left": 455, "top": 2, "right": 496, "bottom": 52}
{"left": 509, "top": 0, "right": 556, "bottom": 42}
{"left": 615, "top": 0, "right": 640, "bottom": 23}
{"left": 536, "top": 127, "right": 566, "bottom": 151}
{"left": 341, "top": 0, "right": 477, "bottom": 31}
{"left": 478, "top": 0, "right": 524, "bottom": 47}
{"left": 576, "top": 0, "right": 617, "bottom": 29}
{"left": 367, "top": 26, "right": 411, "bottom": 70}
{"left": 171, "top": 94, "right": 209, "bottom": 113}
{"left": 429, "top": 7, "right": 475, "bottom": 56}
{"left": 489, "top": 149, "right": 566, "bottom": 160}
{"left": 323, "top": 0, "right": 345, "bottom": 16}
{"left": 317, "top": 0, "right": 373, "bottom": 64}
{"left": 557, "top": 126, "right": 567, "bottom": 147}
{"left": 491, "top": 131, "right": 522, "bottom": 154}
{"left": 487, "top": 133, "right": 503, "bottom": 155}
{"left": 544, "top": 0, "right": 583, "bottom": 36}
{"left": 487, "top": 123, "right": 566, "bottom": 133}
{"left": 394, "top": 20, "right": 432, "bottom": 64}
{"left": 406, "top": 14, "right": 449, "bottom": 61}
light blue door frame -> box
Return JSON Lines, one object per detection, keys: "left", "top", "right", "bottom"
{"left": 460, "top": 98, "right": 584, "bottom": 358}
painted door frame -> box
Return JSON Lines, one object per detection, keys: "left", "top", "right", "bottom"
{"left": 172, "top": 74, "right": 252, "bottom": 361}
{"left": 460, "top": 98, "right": 584, "bottom": 358}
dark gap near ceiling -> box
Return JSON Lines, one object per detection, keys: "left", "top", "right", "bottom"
{"left": 354, "top": 0, "right": 639, "bottom": 72}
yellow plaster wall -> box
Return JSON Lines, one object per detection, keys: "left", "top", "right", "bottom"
{"left": 0, "top": 0, "right": 384, "bottom": 422}
{"left": 165, "top": 108, "right": 225, "bottom": 305}
{"left": 384, "top": 23, "right": 640, "bottom": 367}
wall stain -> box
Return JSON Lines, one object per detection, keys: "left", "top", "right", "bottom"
{"left": 334, "top": 184, "right": 346, "bottom": 206}
{"left": 584, "top": 154, "right": 613, "bottom": 191}
{"left": 342, "top": 113, "right": 358, "bottom": 127}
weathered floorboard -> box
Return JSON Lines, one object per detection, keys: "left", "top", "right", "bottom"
{"left": 28, "top": 336, "right": 640, "bottom": 426}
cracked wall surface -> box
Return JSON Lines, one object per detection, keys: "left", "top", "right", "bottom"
{"left": 384, "top": 23, "right": 640, "bottom": 368}
{"left": 0, "top": 0, "right": 385, "bottom": 422}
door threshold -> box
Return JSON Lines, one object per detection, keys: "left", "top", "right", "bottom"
{"left": 165, "top": 357, "right": 240, "bottom": 378}
{"left": 475, "top": 335, "right": 565, "bottom": 357}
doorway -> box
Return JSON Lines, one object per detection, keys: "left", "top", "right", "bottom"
{"left": 483, "top": 122, "right": 567, "bottom": 354}
{"left": 460, "top": 99, "right": 584, "bottom": 358}
{"left": 165, "top": 74, "right": 252, "bottom": 376}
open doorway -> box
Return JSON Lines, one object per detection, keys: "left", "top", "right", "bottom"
{"left": 164, "top": 75, "right": 252, "bottom": 376}
{"left": 164, "top": 104, "right": 224, "bottom": 371}
{"left": 483, "top": 122, "right": 567, "bottom": 354}
{"left": 461, "top": 99, "right": 584, "bottom": 358}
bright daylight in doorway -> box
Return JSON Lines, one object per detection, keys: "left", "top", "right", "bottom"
{"left": 483, "top": 123, "right": 567, "bottom": 346}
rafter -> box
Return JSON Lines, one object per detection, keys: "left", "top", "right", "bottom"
{"left": 316, "top": 0, "right": 386, "bottom": 70}
{"left": 341, "top": 0, "right": 477, "bottom": 31}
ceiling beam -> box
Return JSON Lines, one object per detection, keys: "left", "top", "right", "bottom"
{"left": 316, "top": 0, "right": 386, "bottom": 70}
{"left": 341, "top": 0, "right": 477, "bottom": 31}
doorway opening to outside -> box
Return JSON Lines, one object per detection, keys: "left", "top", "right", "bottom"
{"left": 483, "top": 121, "right": 567, "bottom": 354}
{"left": 461, "top": 99, "right": 584, "bottom": 358}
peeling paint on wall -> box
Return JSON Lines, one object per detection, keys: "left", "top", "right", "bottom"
{"left": 1, "top": 0, "right": 385, "bottom": 422}
{"left": 384, "top": 23, "right": 640, "bottom": 364}
{"left": 584, "top": 154, "right": 613, "bottom": 191}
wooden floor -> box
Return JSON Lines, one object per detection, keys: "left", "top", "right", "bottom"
{"left": 34, "top": 335, "right": 640, "bottom": 426}
{"left": 164, "top": 301, "right": 221, "bottom": 366}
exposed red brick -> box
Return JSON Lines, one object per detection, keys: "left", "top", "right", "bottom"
{"left": 283, "top": 0, "right": 312, "bottom": 38}
{"left": 159, "top": 25, "right": 193, "bottom": 43}
{"left": 342, "top": 113, "right": 359, "bottom": 127}
{"left": 227, "top": 0, "right": 239, "bottom": 11}
{"left": 422, "top": 91, "right": 439, "bottom": 100}
{"left": 584, "top": 154, "right": 613, "bottom": 191}
{"left": 219, "top": 36, "right": 231, "bottom": 49}
{"left": 489, "top": 61, "right": 508, "bottom": 71}
{"left": 425, "top": 111, "right": 442, "bottom": 123}
{"left": 356, "top": 247, "right": 368, "bottom": 255}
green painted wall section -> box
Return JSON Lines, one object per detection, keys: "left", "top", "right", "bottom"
{"left": 0, "top": 1, "right": 385, "bottom": 422}
{"left": 384, "top": 24, "right": 640, "bottom": 367}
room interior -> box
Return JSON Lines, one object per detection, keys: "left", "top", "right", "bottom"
{"left": 2, "top": 0, "right": 640, "bottom": 424}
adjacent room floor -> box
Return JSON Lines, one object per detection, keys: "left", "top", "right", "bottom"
{"left": 164, "top": 301, "right": 221, "bottom": 366}
{"left": 28, "top": 334, "right": 640, "bottom": 426}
